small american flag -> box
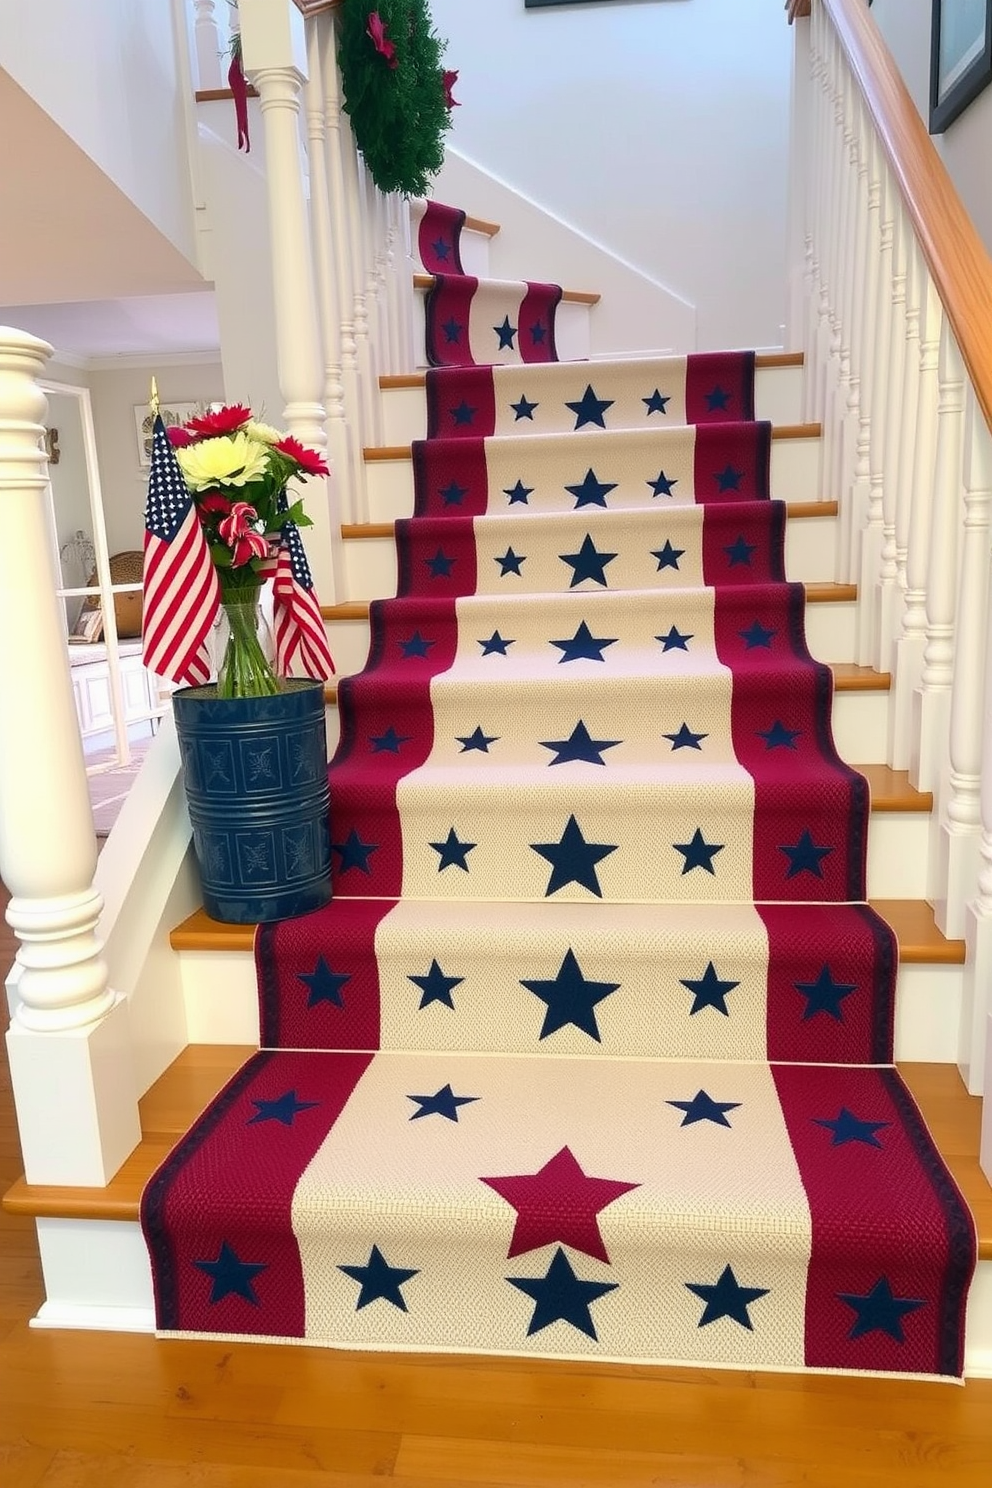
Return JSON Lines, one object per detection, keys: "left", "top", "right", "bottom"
{"left": 142, "top": 414, "right": 220, "bottom": 684}
{"left": 273, "top": 518, "right": 336, "bottom": 680}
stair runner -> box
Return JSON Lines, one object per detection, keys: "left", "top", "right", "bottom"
{"left": 142, "top": 326, "right": 976, "bottom": 1377}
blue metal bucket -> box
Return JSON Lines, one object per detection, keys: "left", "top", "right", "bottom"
{"left": 173, "top": 679, "right": 332, "bottom": 924}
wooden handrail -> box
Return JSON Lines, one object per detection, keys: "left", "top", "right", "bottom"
{"left": 796, "top": 0, "right": 992, "bottom": 435}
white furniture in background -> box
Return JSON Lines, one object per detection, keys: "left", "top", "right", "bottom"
{"left": 67, "top": 642, "right": 162, "bottom": 755}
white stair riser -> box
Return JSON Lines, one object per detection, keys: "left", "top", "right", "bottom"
{"left": 176, "top": 942, "right": 950, "bottom": 1061}
{"left": 340, "top": 515, "right": 841, "bottom": 604}
{"left": 380, "top": 365, "right": 805, "bottom": 445}
{"left": 24, "top": 1216, "right": 992, "bottom": 1376}
{"left": 364, "top": 438, "right": 822, "bottom": 525}
{"left": 412, "top": 290, "right": 591, "bottom": 369}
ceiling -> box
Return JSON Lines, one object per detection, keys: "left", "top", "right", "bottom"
{"left": 0, "top": 291, "right": 221, "bottom": 363}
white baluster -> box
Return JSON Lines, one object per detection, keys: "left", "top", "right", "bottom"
{"left": 886, "top": 217, "right": 922, "bottom": 668}
{"left": 890, "top": 269, "right": 941, "bottom": 769}
{"left": 0, "top": 327, "right": 140, "bottom": 1185}
{"left": 961, "top": 462, "right": 992, "bottom": 1096}
{"left": 936, "top": 395, "right": 992, "bottom": 940}
{"left": 872, "top": 196, "right": 907, "bottom": 670}
{"left": 239, "top": 0, "right": 335, "bottom": 601}
{"left": 338, "top": 104, "right": 380, "bottom": 448}
{"left": 193, "top": 0, "right": 224, "bottom": 90}
{"left": 395, "top": 194, "right": 417, "bottom": 373}
{"left": 321, "top": 9, "right": 367, "bottom": 520}
{"left": 821, "top": 52, "right": 848, "bottom": 507}
{"left": 785, "top": 10, "right": 812, "bottom": 352}
{"left": 803, "top": 15, "right": 828, "bottom": 424}
{"left": 383, "top": 194, "right": 404, "bottom": 376}
{"left": 304, "top": 12, "right": 355, "bottom": 537}
{"left": 360, "top": 164, "right": 386, "bottom": 439}
{"left": 911, "top": 321, "right": 966, "bottom": 793}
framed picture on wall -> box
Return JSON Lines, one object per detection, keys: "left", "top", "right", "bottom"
{"left": 930, "top": 0, "right": 992, "bottom": 132}
{"left": 133, "top": 402, "right": 198, "bottom": 467}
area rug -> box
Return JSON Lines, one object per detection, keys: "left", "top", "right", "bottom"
{"left": 141, "top": 352, "right": 976, "bottom": 1377}
{"left": 424, "top": 274, "right": 562, "bottom": 368}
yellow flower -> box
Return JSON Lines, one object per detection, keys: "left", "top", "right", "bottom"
{"left": 177, "top": 432, "right": 270, "bottom": 491}
{"left": 245, "top": 420, "right": 284, "bottom": 446}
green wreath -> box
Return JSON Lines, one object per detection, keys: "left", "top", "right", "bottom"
{"left": 338, "top": 0, "right": 451, "bottom": 197}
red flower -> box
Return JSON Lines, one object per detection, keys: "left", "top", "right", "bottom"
{"left": 166, "top": 425, "right": 195, "bottom": 448}
{"left": 187, "top": 404, "right": 252, "bottom": 438}
{"left": 199, "top": 492, "right": 232, "bottom": 515}
{"left": 367, "top": 11, "right": 398, "bottom": 68}
{"left": 218, "top": 502, "right": 268, "bottom": 567}
{"left": 274, "top": 435, "right": 330, "bottom": 477}
{"left": 443, "top": 69, "right": 460, "bottom": 108}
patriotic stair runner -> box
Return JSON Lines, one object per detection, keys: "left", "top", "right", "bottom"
{"left": 143, "top": 344, "right": 976, "bottom": 1376}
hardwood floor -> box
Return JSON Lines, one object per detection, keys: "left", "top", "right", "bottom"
{"left": 2, "top": 885, "right": 992, "bottom": 1485}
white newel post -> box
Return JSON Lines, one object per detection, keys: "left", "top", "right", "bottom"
{"left": 911, "top": 321, "right": 966, "bottom": 794}
{"left": 192, "top": 0, "right": 224, "bottom": 90}
{"left": 0, "top": 328, "right": 141, "bottom": 1186}
{"left": 937, "top": 394, "right": 992, "bottom": 940}
{"left": 239, "top": 0, "right": 336, "bottom": 603}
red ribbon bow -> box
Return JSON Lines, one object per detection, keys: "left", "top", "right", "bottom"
{"left": 367, "top": 12, "right": 398, "bottom": 69}
{"left": 443, "top": 69, "right": 460, "bottom": 109}
{"left": 228, "top": 41, "right": 250, "bottom": 153}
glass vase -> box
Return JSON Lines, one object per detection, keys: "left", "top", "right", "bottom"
{"left": 217, "top": 584, "right": 280, "bottom": 698}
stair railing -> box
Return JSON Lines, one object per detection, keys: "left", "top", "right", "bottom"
{"left": 787, "top": 2, "right": 992, "bottom": 1141}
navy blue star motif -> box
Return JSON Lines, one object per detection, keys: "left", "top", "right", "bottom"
{"left": 370, "top": 725, "right": 412, "bottom": 754}
{"left": 248, "top": 1090, "right": 320, "bottom": 1127}
{"left": 408, "top": 958, "right": 464, "bottom": 1010}
{"left": 705, "top": 386, "right": 731, "bottom": 412}
{"left": 504, "top": 480, "right": 533, "bottom": 506}
{"left": 560, "top": 534, "right": 618, "bottom": 588}
{"left": 332, "top": 829, "right": 379, "bottom": 875}
{"left": 450, "top": 400, "right": 476, "bottom": 427}
{"left": 339, "top": 1244, "right": 419, "bottom": 1311}
{"left": 680, "top": 962, "right": 740, "bottom": 1016}
{"left": 531, "top": 814, "right": 618, "bottom": 897}
{"left": 530, "top": 321, "right": 547, "bottom": 344}
{"left": 496, "top": 546, "right": 526, "bottom": 577}
{"left": 756, "top": 721, "right": 802, "bottom": 750}
{"left": 425, "top": 548, "right": 456, "bottom": 578}
{"left": 715, "top": 464, "right": 744, "bottom": 492}
{"left": 643, "top": 388, "right": 671, "bottom": 416}
{"left": 686, "top": 1264, "right": 769, "bottom": 1330}
{"left": 508, "top": 1246, "right": 618, "bottom": 1340}
{"left": 479, "top": 630, "right": 515, "bottom": 656}
{"left": 657, "top": 625, "right": 693, "bottom": 652}
{"left": 431, "top": 238, "right": 451, "bottom": 261}
{"left": 724, "top": 535, "right": 756, "bottom": 567}
{"left": 511, "top": 394, "right": 539, "bottom": 421}
{"left": 794, "top": 965, "right": 857, "bottom": 1021}
{"left": 668, "top": 1090, "right": 741, "bottom": 1128}
{"left": 648, "top": 469, "right": 678, "bottom": 498}
{"left": 837, "top": 1277, "right": 926, "bottom": 1342}
{"left": 550, "top": 621, "right": 618, "bottom": 663}
{"left": 494, "top": 315, "right": 518, "bottom": 350}
{"left": 429, "top": 828, "right": 476, "bottom": 872}
{"left": 739, "top": 620, "right": 777, "bottom": 649}
{"left": 457, "top": 725, "right": 499, "bottom": 753}
{"left": 652, "top": 539, "right": 685, "bottom": 571}
{"left": 442, "top": 318, "right": 462, "bottom": 345}
{"left": 814, "top": 1107, "right": 890, "bottom": 1148}
{"left": 521, "top": 946, "right": 620, "bottom": 1040}
{"left": 565, "top": 468, "right": 617, "bottom": 510}
{"left": 298, "top": 956, "right": 350, "bottom": 1009}
{"left": 194, "top": 1241, "right": 267, "bottom": 1306}
{"left": 673, "top": 827, "right": 724, "bottom": 875}
{"left": 440, "top": 481, "right": 468, "bottom": 507}
{"left": 566, "top": 384, "right": 614, "bottom": 430}
{"left": 400, "top": 630, "right": 436, "bottom": 658}
{"left": 780, "top": 829, "right": 833, "bottom": 879}
{"left": 408, "top": 1084, "right": 479, "bottom": 1122}
{"left": 540, "top": 720, "right": 621, "bottom": 766}
{"left": 664, "top": 723, "right": 708, "bottom": 751}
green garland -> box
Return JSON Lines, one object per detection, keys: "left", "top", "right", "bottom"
{"left": 338, "top": 0, "right": 451, "bottom": 197}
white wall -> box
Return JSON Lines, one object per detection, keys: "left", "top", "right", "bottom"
{"left": 0, "top": 0, "right": 200, "bottom": 269}
{"left": 429, "top": 0, "right": 793, "bottom": 350}
{"left": 871, "top": 0, "right": 992, "bottom": 250}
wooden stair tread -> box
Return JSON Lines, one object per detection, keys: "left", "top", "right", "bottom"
{"left": 5, "top": 1051, "right": 987, "bottom": 1248}
{"left": 379, "top": 351, "right": 805, "bottom": 390}
{"left": 859, "top": 764, "right": 932, "bottom": 812}
{"left": 463, "top": 213, "right": 500, "bottom": 237}
{"left": 413, "top": 272, "right": 601, "bottom": 306}
{"left": 340, "top": 501, "right": 840, "bottom": 540}
{"left": 364, "top": 425, "right": 821, "bottom": 460}
{"left": 323, "top": 584, "right": 846, "bottom": 620}
{"left": 167, "top": 896, "right": 959, "bottom": 963}
{"left": 321, "top": 667, "right": 883, "bottom": 699}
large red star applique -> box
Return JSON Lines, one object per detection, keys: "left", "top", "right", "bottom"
{"left": 480, "top": 1146, "right": 640, "bottom": 1262}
